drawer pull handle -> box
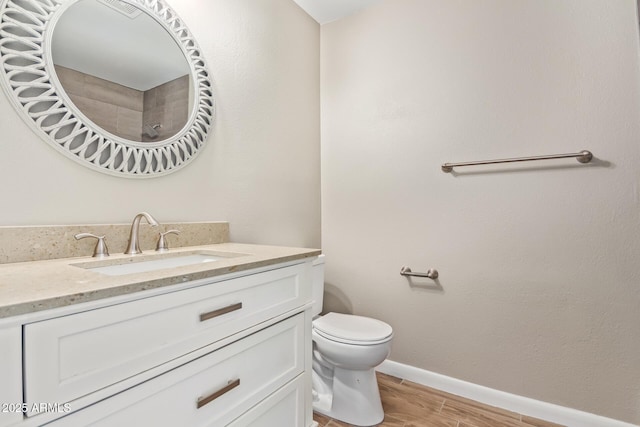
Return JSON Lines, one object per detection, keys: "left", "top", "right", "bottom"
{"left": 197, "top": 379, "right": 240, "bottom": 409}
{"left": 199, "top": 302, "right": 243, "bottom": 322}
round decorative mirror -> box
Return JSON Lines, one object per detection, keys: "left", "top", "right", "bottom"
{"left": 0, "top": 0, "right": 214, "bottom": 178}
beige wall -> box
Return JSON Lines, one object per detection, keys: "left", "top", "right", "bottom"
{"left": 0, "top": 0, "right": 321, "bottom": 249}
{"left": 321, "top": 0, "right": 640, "bottom": 424}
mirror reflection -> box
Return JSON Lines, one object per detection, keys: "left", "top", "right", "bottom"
{"left": 51, "top": 0, "right": 193, "bottom": 142}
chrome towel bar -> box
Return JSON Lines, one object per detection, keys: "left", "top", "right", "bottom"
{"left": 441, "top": 150, "right": 593, "bottom": 173}
{"left": 400, "top": 266, "right": 439, "bottom": 280}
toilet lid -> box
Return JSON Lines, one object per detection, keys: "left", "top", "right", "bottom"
{"left": 313, "top": 313, "right": 393, "bottom": 344}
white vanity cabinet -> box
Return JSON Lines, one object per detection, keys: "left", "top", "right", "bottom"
{"left": 1, "top": 258, "right": 316, "bottom": 427}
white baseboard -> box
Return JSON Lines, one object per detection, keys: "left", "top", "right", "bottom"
{"left": 376, "top": 360, "right": 638, "bottom": 427}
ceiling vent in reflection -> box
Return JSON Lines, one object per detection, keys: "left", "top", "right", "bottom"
{"left": 97, "top": 0, "right": 142, "bottom": 19}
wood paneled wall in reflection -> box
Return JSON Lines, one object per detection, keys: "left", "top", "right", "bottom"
{"left": 55, "top": 65, "right": 144, "bottom": 141}
{"left": 54, "top": 66, "right": 189, "bottom": 142}
{"left": 142, "top": 75, "right": 189, "bottom": 142}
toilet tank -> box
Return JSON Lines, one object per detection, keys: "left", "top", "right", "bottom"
{"left": 311, "top": 254, "right": 325, "bottom": 317}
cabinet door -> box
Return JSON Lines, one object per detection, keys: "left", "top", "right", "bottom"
{"left": 25, "top": 263, "right": 310, "bottom": 411}
{"left": 0, "top": 326, "right": 22, "bottom": 427}
{"left": 45, "top": 314, "right": 305, "bottom": 427}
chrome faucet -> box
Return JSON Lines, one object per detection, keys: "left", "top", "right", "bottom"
{"left": 124, "top": 212, "right": 159, "bottom": 255}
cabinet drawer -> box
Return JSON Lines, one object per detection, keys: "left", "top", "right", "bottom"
{"left": 228, "top": 375, "right": 305, "bottom": 427}
{"left": 25, "top": 263, "right": 310, "bottom": 409}
{"left": 45, "top": 314, "right": 305, "bottom": 427}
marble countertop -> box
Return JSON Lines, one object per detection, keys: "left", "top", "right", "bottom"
{"left": 0, "top": 243, "right": 321, "bottom": 319}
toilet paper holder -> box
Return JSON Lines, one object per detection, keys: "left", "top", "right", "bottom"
{"left": 400, "top": 266, "right": 439, "bottom": 280}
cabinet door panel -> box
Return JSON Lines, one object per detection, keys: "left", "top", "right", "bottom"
{"left": 228, "top": 375, "right": 305, "bottom": 427}
{"left": 0, "top": 326, "right": 21, "bottom": 427}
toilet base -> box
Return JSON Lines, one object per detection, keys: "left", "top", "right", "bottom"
{"left": 313, "top": 366, "right": 384, "bottom": 426}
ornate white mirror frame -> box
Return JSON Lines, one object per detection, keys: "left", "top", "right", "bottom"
{"left": 0, "top": 0, "right": 214, "bottom": 178}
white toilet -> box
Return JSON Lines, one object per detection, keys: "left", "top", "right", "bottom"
{"left": 311, "top": 256, "right": 393, "bottom": 426}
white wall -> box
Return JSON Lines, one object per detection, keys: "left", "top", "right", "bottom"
{"left": 321, "top": 0, "right": 640, "bottom": 424}
{"left": 0, "top": 0, "right": 321, "bottom": 248}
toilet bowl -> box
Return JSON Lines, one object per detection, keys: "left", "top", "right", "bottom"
{"left": 311, "top": 312, "right": 393, "bottom": 426}
{"left": 309, "top": 255, "right": 393, "bottom": 426}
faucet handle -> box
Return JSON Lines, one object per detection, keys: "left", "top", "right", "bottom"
{"left": 156, "top": 229, "right": 180, "bottom": 251}
{"left": 75, "top": 233, "right": 110, "bottom": 257}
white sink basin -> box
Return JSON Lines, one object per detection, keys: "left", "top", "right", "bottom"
{"left": 73, "top": 251, "right": 246, "bottom": 276}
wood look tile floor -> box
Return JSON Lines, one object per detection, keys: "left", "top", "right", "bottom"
{"left": 313, "top": 373, "right": 565, "bottom": 427}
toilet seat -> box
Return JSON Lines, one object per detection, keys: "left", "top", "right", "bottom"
{"left": 313, "top": 313, "right": 393, "bottom": 345}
